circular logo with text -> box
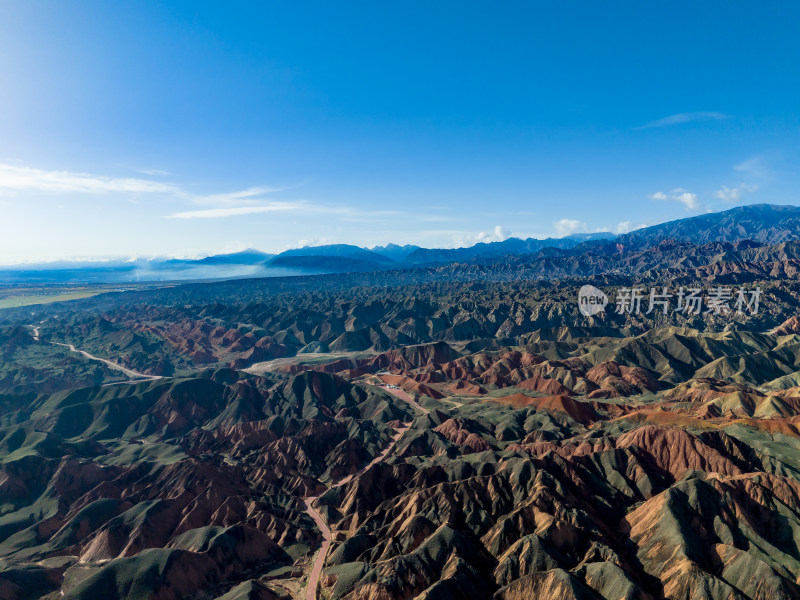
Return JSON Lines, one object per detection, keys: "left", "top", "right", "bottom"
{"left": 578, "top": 284, "right": 608, "bottom": 316}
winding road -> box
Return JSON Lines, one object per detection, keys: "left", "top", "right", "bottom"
{"left": 303, "top": 416, "right": 411, "bottom": 600}
{"left": 27, "top": 325, "right": 162, "bottom": 385}
{"left": 50, "top": 342, "right": 163, "bottom": 384}
{"left": 303, "top": 497, "right": 331, "bottom": 600}
{"left": 51, "top": 342, "right": 162, "bottom": 382}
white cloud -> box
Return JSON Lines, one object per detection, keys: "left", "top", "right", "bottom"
{"left": 615, "top": 221, "right": 636, "bottom": 234}
{"left": 634, "top": 112, "right": 730, "bottom": 130}
{"left": 554, "top": 218, "right": 587, "bottom": 237}
{"left": 481, "top": 225, "right": 511, "bottom": 242}
{"left": 674, "top": 192, "right": 698, "bottom": 210}
{"left": 0, "top": 163, "right": 180, "bottom": 195}
{"left": 453, "top": 225, "right": 511, "bottom": 247}
{"left": 650, "top": 188, "right": 699, "bottom": 210}
{"left": 713, "top": 183, "right": 758, "bottom": 202}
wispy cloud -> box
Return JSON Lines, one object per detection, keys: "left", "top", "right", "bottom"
{"left": 0, "top": 163, "right": 180, "bottom": 195}
{"left": 167, "top": 202, "right": 310, "bottom": 219}
{"left": 0, "top": 162, "right": 321, "bottom": 221}
{"left": 193, "top": 186, "right": 289, "bottom": 206}
{"left": 0, "top": 162, "right": 294, "bottom": 207}
{"left": 166, "top": 200, "right": 406, "bottom": 221}
{"left": 293, "top": 237, "right": 333, "bottom": 248}
{"left": 650, "top": 188, "right": 700, "bottom": 210}
{"left": 713, "top": 183, "right": 758, "bottom": 202}
{"left": 634, "top": 112, "right": 730, "bottom": 130}
{"left": 334, "top": 208, "right": 404, "bottom": 222}
{"left": 734, "top": 156, "right": 771, "bottom": 180}
{"left": 415, "top": 214, "right": 462, "bottom": 223}
{"left": 554, "top": 218, "right": 588, "bottom": 236}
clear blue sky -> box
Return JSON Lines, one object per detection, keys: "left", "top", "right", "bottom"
{"left": 0, "top": 1, "right": 797, "bottom": 263}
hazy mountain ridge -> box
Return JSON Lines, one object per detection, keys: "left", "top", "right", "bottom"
{"left": 8, "top": 204, "right": 800, "bottom": 284}
{"left": 402, "top": 232, "right": 616, "bottom": 264}
{"left": 617, "top": 203, "right": 800, "bottom": 247}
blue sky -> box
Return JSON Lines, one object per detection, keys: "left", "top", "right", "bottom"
{"left": 0, "top": 1, "right": 797, "bottom": 263}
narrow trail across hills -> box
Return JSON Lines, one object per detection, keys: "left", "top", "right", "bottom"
{"left": 303, "top": 497, "right": 331, "bottom": 600}
{"left": 303, "top": 381, "right": 426, "bottom": 596}
{"left": 51, "top": 343, "right": 163, "bottom": 383}
{"left": 303, "top": 420, "right": 410, "bottom": 600}
{"left": 26, "top": 325, "right": 163, "bottom": 385}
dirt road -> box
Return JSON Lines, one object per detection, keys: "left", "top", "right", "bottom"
{"left": 27, "top": 324, "right": 161, "bottom": 384}
{"left": 303, "top": 497, "right": 332, "bottom": 600}
{"left": 51, "top": 342, "right": 163, "bottom": 383}
{"left": 303, "top": 420, "right": 409, "bottom": 599}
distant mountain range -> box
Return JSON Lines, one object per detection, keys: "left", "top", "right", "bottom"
{"left": 402, "top": 232, "right": 616, "bottom": 264}
{"left": 4, "top": 204, "right": 800, "bottom": 284}
{"left": 182, "top": 249, "right": 275, "bottom": 265}
{"left": 369, "top": 243, "right": 421, "bottom": 261}
{"left": 616, "top": 203, "right": 800, "bottom": 246}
